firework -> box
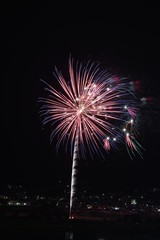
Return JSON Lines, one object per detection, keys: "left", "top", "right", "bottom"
{"left": 39, "top": 56, "right": 143, "bottom": 217}
{"left": 39, "top": 57, "right": 142, "bottom": 158}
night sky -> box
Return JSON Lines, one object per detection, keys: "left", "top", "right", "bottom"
{"left": 2, "top": 3, "right": 160, "bottom": 193}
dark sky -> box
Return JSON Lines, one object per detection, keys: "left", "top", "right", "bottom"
{"left": 1, "top": 3, "right": 160, "bottom": 192}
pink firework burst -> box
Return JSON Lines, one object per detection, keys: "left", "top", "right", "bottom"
{"left": 39, "top": 56, "right": 143, "bottom": 159}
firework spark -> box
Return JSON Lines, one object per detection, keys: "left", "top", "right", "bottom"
{"left": 39, "top": 56, "right": 143, "bottom": 159}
